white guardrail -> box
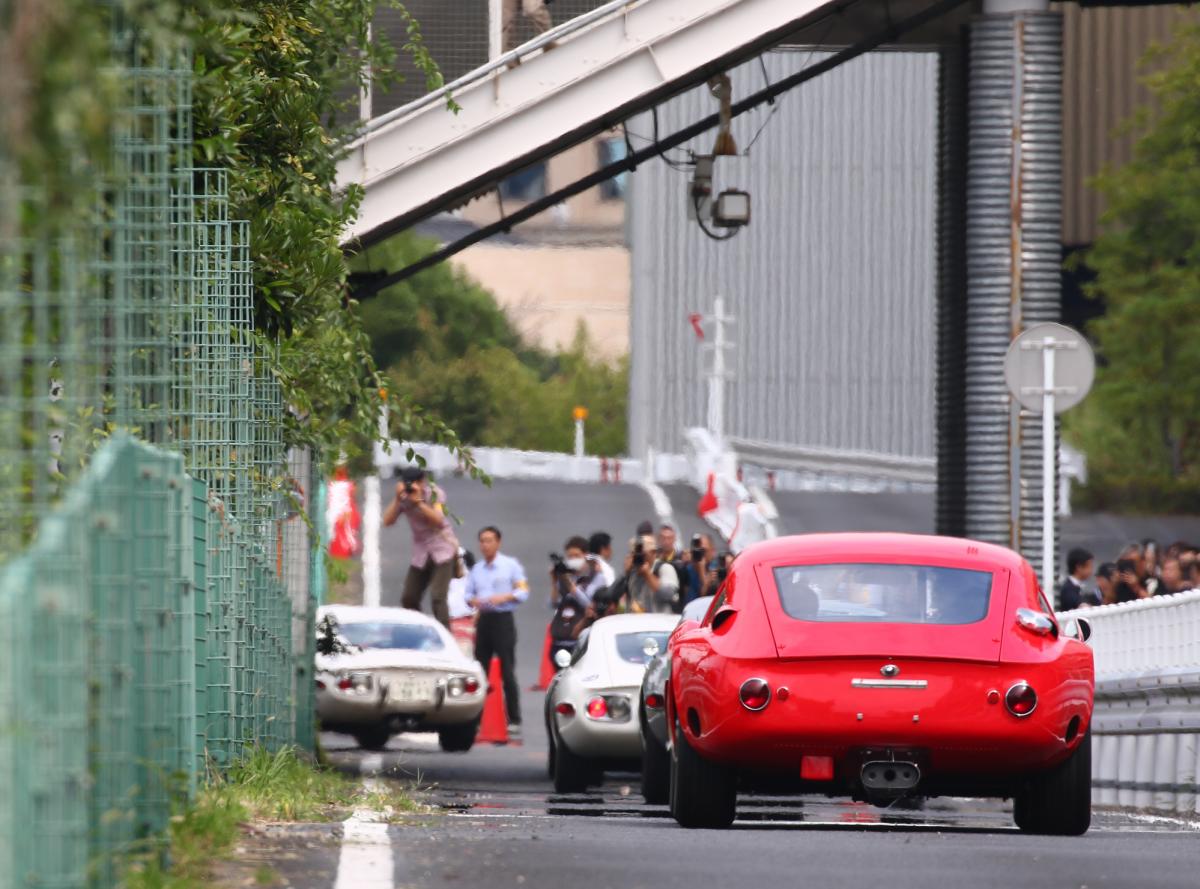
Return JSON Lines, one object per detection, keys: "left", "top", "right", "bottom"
{"left": 1060, "top": 589, "right": 1200, "bottom": 816}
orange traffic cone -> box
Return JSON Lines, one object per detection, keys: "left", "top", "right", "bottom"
{"left": 530, "top": 624, "right": 555, "bottom": 691}
{"left": 477, "top": 657, "right": 509, "bottom": 745}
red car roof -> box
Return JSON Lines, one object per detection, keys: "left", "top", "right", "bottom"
{"left": 736, "top": 532, "right": 1030, "bottom": 573}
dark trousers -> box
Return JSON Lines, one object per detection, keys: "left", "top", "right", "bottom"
{"left": 401, "top": 557, "right": 454, "bottom": 628}
{"left": 475, "top": 611, "right": 521, "bottom": 725}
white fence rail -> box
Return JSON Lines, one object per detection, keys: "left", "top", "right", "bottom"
{"left": 1063, "top": 589, "right": 1200, "bottom": 679}
{"left": 1061, "top": 590, "right": 1200, "bottom": 816}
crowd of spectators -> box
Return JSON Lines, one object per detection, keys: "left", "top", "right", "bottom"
{"left": 545, "top": 520, "right": 732, "bottom": 663}
{"left": 1057, "top": 539, "right": 1200, "bottom": 611}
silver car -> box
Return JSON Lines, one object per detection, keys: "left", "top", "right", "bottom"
{"left": 638, "top": 596, "right": 713, "bottom": 802}
{"left": 544, "top": 612, "right": 679, "bottom": 793}
{"left": 315, "top": 605, "right": 487, "bottom": 752}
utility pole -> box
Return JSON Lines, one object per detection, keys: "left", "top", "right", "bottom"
{"left": 362, "top": 392, "right": 388, "bottom": 608}
{"left": 701, "top": 297, "right": 735, "bottom": 443}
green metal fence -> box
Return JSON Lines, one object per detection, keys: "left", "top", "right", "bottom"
{"left": 0, "top": 11, "right": 320, "bottom": 889}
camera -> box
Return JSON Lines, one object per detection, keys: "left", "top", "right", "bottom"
{"left": 549, "top": 552, "right": 570, "bottom": 576}
{"left": 403, "top": 481, "right": 416, "bottom": 494}
{"left": 632, "top": 540, "right": 646, "bottom": 569}
{"left": 716, "top": 550, "right": 733, "bottom": 583}
{"left": 690, "top": 533, "right": 704, "bottom": 565}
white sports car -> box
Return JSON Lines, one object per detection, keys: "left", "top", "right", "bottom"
{"left": 544, "top": 612, "right": 679, "bottom": 792}
{"left": 315, "top": 605, "right": 487, "bottom": 752}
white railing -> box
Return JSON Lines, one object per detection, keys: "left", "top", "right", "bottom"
{"left": 1061, "top": 590, "right": 1200, "bottom": 816}
{"left": 1061, "top": 589, "right": 1200, "bottom": 679}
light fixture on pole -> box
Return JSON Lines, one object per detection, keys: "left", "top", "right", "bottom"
{"left": 573, "top": 405, "right": 588, "bottom": 459}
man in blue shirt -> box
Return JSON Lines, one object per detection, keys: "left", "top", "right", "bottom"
{"left": 464, "top": 525, "right": 529, "bottom": 736}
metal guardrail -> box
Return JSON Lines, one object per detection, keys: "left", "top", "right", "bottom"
{"left": 727, "top": 436, "right": 939, "bottom": 485}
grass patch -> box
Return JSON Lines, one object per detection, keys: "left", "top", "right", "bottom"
{"left": 121, "top": 746, "right": 418, "bottom": 888}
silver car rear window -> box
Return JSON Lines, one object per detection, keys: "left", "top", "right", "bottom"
{"left": 773, "top": 563, "right": 992, "bottom": 625}
{"left": 614, "top": 631, "right": 671, "bottom": 665}
{"left": 339, "top": 621, "right": 445, "bottom": 651}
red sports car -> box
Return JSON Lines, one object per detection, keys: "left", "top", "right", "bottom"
{"left": 665, "top": 533, "right": 1094, "bottom": 833}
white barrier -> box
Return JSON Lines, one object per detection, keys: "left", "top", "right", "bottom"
{"left": 1061, "top": 589, "right": 1200, "bottom": 815}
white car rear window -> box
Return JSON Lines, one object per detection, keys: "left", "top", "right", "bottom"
{"left": 339, "top": 621, "right": 445, "bottom": 651}
{"left": 614, "top": 631, "right": 671, "bottom": 665}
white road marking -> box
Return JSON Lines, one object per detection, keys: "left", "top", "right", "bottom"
{"left": 333, "top": 754, "right": 395, "bottom": 889}
{"left": 1121, "top": 811, "right": 1200, "bottom": 831}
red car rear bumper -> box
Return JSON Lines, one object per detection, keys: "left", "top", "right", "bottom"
{"left": 677, "top": 656, "right": 1092, "bottom": 789}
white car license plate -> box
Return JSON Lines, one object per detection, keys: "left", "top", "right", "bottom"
{"left": 387, "top": 676, "right": 435, "bottom": 705}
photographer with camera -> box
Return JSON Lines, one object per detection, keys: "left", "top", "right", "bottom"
{"left": 547, "top": 536, "right": 604, "bottom": 665}
{"left": 680, "top": 532, "right": 715, "bottom": 607}
{"left": 382, "top": 466, "right": 459, "bottom": 628}
{"left": 702, "top": 550, "right": 735, "bottom": 598}
{"left": 622, "top": 534, "right": 680, "bottom": 614}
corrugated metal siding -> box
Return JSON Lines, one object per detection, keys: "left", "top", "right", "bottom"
{"left": 629, "top": 49, "right": 939, "bottom": 460}
{"left": 1058, "top": 1, "right": 1197, "bottom": 246}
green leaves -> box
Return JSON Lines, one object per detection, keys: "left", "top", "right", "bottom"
{"left": 1076, "top": 23, "right": 1200, "bottom": 496}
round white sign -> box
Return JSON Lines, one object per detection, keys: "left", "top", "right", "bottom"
{"left": 1003, "top": 322, "right": 1095, "bottom": 415}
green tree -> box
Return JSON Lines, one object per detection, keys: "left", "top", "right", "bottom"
{"left": 1073, "top": 23, "right": 1200, "bottom": 508}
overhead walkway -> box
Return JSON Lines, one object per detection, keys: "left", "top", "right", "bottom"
{"left": 337, "top": 0, "right": 968, "bottom": 247}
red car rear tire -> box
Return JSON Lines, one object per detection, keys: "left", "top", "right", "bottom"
{"left": 1014, "top": 731, "right": 1092, "bottom": 836}
{"left": 669, "top": 718, "right": 736, "bottom": 828}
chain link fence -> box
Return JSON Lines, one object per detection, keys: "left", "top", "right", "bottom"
{"left": 0, "top": 19, "right": 319, "bottom": 889}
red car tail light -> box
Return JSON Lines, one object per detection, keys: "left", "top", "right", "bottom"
{"left": 644, "top": 693, "right": 665, "bottom": 710}
{"left": 1005, "top": 681, "right": 1038, "bottom": 717}
{"left": 464, "top": 676, "right": 481, "bottom": 694}
{"left": 555, "top": 702, "right": 576, "bottom": 717}
{"left": 586, "top": 697, "right": 608, "bottom": 719}
{"left": 739, "top": 678, "right": 771, "bottom": 711}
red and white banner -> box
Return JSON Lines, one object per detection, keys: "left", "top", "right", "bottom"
{"left": 698, "top": 471, "right": 770, "bottom": 553}
{"left": 327, "top": 469, "right": 361, "bottom": 559}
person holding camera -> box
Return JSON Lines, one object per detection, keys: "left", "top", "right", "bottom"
{"left": 383, "top": 466, "right": 459, "bottom": 628}
{"left": 547, "top": 536, "right": 604, "bottom": 665}
{"left": 623, "top": 534, "right": 680, "bottom": 614}
{"left": 680, "top": 532, "right": 715, "bottom": 607}
{"left": 702, "top": 550, "right": 735, "bottom": 598}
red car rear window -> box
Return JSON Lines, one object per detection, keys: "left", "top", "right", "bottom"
{"left": 772, "top": 563, "right": 992, "bottom": 625}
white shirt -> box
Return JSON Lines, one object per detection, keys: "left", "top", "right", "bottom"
{"left": 592, "top": 555, "right": 616, "bottom": 587}
{"left": 447, "top": 575, "right": 473, "bottom": 620}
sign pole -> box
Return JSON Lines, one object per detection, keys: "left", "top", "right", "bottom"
{"left": 1040, "top": 339, "right": 1055, "bottom": 595}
